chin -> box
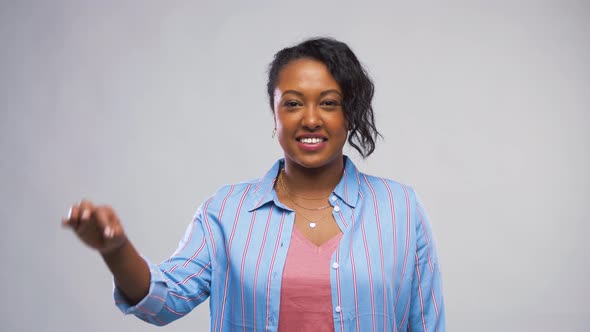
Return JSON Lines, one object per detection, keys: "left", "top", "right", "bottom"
{"left": 288, "top": 153, "right": 343, "bottom": 170}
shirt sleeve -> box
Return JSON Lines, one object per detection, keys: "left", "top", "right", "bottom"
{"left": 408, "top": 194, "right": 446, "bottom": 332}
{"left": 113, "top": 208, "right": 213, "bottom": 326}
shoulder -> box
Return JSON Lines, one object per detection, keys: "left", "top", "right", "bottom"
{"left": 194, "top": 158, "right": 282, "bottom": 217}
{"left": 356, "top": 172, "right": 427, "bottom": 230}
{"left": 357, "top": 171, "right": 418, "bottom": 202}
{"left": 197, "top": 177, "right": 264, "bottom": 215}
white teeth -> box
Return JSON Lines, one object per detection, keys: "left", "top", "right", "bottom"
{"left": 300, "top": 137, "right": 324, "bottom": 144}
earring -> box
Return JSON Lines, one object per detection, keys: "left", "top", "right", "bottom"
{"left": 272, "top": 128, "right": 277, "bottom": 139}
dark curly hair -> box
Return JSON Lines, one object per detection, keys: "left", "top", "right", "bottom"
{"left": 267, "top": 37, "right": 381, "bottom": 158}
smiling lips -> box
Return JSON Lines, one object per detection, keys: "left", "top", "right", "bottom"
{"left": 298, "top": 137, "right": 326, "bottom": 144}
{"left": 296, "top": 135, "right": 328, "bottom": 151}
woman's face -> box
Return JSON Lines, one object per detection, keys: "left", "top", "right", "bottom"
{"left": 273, "top": 58, "right": 348, "bottom": 171}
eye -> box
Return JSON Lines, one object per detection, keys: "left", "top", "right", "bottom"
{"left": 320, "top": 99, "right": 341, "bottom": 109}
{"left": 283, "top": 100, "right": 302, "bottom": 108}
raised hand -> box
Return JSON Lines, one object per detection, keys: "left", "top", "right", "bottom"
{"left": 62, "top": 199, "right": 150, "bottom": 304}
{"left": 62, "top": 200, "right": 128, "bottom": 255}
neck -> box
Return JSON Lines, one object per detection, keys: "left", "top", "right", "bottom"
{"left": 281, "top": 156, "right": 345, "bottom": 198}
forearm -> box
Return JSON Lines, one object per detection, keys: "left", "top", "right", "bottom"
{"left": 101, "top": 239, "right": 150, "bottom": 305}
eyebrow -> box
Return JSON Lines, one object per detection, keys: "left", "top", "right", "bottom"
{"left": 281, "top": 89, "right": 343, "bottom": 98}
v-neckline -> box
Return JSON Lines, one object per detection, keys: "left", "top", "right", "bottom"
{"left": 291, "top": 226, "right": 343, "bottom": 254}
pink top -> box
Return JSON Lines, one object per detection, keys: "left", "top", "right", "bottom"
{"left": 278, "top": 227, "right": 343, "bottom": 332}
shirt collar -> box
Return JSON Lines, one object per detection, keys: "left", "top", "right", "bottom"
{"left": 333, "top": 155, "right": 361, "bottom": 208}
{"left": 248, "top": 156, "right": 361, "bottom": 211}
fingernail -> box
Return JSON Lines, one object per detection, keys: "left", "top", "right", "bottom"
{"left": 104, "top": 226, "right": 112, "bottom": 238}
{"left": 81, "top": 209, "right": 90, "bottom": 220}
{"left": 67, "top": 207, "right": 72, "bottom": 220}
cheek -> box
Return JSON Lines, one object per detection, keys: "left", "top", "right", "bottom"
{"left": 275, "top": 113, "right": 295, "bottom": 132}
{"left": 275, "top": 117, "right": 290, "bottom": 141}
{"left": 331, "top": 115, "right": 349, "bottom": 135}
{"left": 275, "top": 119, "right": 286, "bottom": 134}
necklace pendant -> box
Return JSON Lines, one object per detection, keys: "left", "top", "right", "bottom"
{"left": 309, "top": 222, "right": 317, "bottom": 228}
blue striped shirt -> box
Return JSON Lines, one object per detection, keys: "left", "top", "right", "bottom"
{"left": 115, "top": 157, "right": 445, "bottom": 331}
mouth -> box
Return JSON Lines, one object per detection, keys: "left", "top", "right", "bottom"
{"left": 295, "top": 136, "right": 328, "bottom": 152}
{"left": 296, "top": 137, "right": 328, "bottom": 144}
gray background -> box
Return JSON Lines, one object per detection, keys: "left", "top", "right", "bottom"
{"left": 1, "top": 1, "right": 588, "bottom": 331}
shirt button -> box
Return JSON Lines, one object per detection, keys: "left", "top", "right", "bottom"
{"left": 331, "top": 196, "right": 337, "bottom": 201}
{"left": 335, "top": 306, "right": 342, "bottom": 313}
{"left": 332, "top": 262, "right": 339, "bottom": 269}
{"left": 333, "top": 206, "right": 340, "bottom": 212}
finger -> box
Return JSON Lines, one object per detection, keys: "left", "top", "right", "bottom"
{"left": 69, "top": 204, "right": 81, "bottom": 220}
{"left": 94, "top": 207, "right": 112, "bottom": 238}
{"left": 105, "top": 225, "right": 115, "bottom": 239}
{"left": 105, "top": 207, "right": 123, "bottom": 239}
{"left": 76, "top": 213, "right": 94, "bottom": 236}
{"left": 106, "top": 222, "right": 126, "bottom": 245}
{"left": 77, "top": 210, "right": 91, "bottom": 233}
{"left": 76, "top": 201, "right": 96, "bottom": 235}
{"left": 62, "top": 206, "right": 73, "bottom": 226}
{"left": 79, "top": 199, "right": 94, "bottom": 215}
{"left": 78, "top": 200, "right": 94, "bottom": 227}
{"left": 63, "top": 204, "right": 81, "bottom": 229}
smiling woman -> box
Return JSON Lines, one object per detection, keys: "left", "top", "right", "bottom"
{"left": 63, "top": 37, "right": 445, "bottom": 331}
{"left": 267, "top": 38, "right": 379, "bottom": 159}
{"left": 273, "top": 59, "right": 349, "bottom": 173}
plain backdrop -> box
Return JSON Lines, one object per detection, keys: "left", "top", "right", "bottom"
{"left": 1, "top": 1, "right": 589, "bottom": 331}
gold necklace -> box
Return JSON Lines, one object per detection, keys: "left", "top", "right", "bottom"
{"left": 278, "top": 174, "right": 331, "bottom": 211}
{"left": 278, "top": 169, "right": 332, "bottom": 200}
{"left": 284, "top": 194, "right": 334, "bottom": 229}
{"left": 277, "top": 170, "right": 334, "bottom": 229}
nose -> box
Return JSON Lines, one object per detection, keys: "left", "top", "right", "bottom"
{"left": 301, "top": 105, "right": 322, "bottom": 130}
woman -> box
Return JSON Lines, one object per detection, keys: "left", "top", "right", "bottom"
{"left": 63, "top": 37, "right": 445, "bottom": 331}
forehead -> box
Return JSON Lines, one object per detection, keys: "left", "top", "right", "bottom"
{"left": 276, "top": 58, "right": 341, "bottom": 93}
